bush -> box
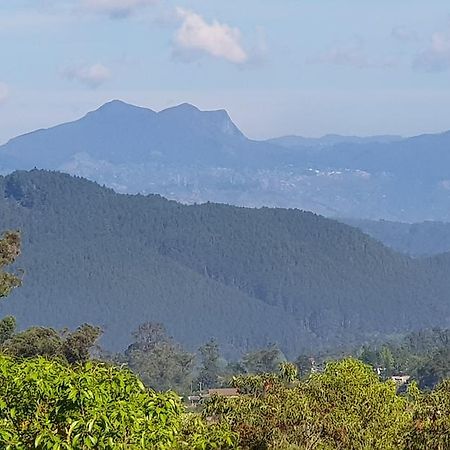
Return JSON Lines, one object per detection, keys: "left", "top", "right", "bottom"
{"left": 0, "top": 356, "right": 182, "bottom": 449}
{"left": 202, "top": 358, "right": 413, "bottom": 450}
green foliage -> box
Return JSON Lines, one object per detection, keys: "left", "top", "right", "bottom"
{"left": 2, "top": 171, "right": 450, "bottom": 357}
{"left": 62, "top": 324, "right": 102, "bottom": 365}
{"left": 197, "top": 339, "right": 222, "bottom": 390}
{"left": 0, "top": 231, "right": 21, "bottom": 299}
{"left": 241, "top": 346, "right": 285, "bottom": 374}
{"left": 355, "top": 328, "right": 450, "bottom": 389}
{"left": 279, "top": 362, "right": 298, "bottom": 383}
{"left": 0, "top": 355, "right": 183, "bottom": 449}
{"left": 204, "top": 358, "right": 412, "bottom": 450}
{"left": 178, "top": 414, "right": 237, "bottom": 450}
{"left": 406, "top": 379, "right": 450, "bottom": 449}
{"left": 124, "top": 322, "right": 194, "bottom": 393}
{"left": 303, "top": 359, "right": 410, "bottom": 449}
{"left": 2, "top": 324, "right": 102, "bottom": 364}
{"left": 3, "top": 326, "right": 63, "bottom": 359}
{"left": 0, "top": 316, "right": 16, "bottom": 346}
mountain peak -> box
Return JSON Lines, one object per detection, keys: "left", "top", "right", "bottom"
{"left": 158, "top": 103, "right": 244, "bottom": 138}
{"left": 159, "top": 103, "right": 201, "bottom": 116}
{"left": 89, "top": 100, "right": 156, "bottom": 117}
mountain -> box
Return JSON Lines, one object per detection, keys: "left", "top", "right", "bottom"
{"left": 1, "top": 170, "right": 450, "bottom": 357}
{"left": 0, "top": 100, "right": 258, "bottom": 168}
{"left": 343, "top": 218, "right": 450, "bottom": 257}
{"left": 267, "top": 134, "right": 403, "bottom": 149}
{"left": 1, "top": 100, "right": 450, "bottom": 222}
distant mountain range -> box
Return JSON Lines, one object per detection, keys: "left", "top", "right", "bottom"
{"left": 267, "top": 134, "right": 403, "bottom": 148}
{"left": 1, "top": 170, "right": 450, "bottom": 357}
{"left": 1, "top": 100, "right": 450, "bottom": 222}
{"left": 343, "top": 218, "right": 450, "bottom": 257}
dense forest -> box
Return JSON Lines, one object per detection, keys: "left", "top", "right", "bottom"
{"left": 0, "top": 170, "right": 450, "bottom": 357}
{"left": 2, "top": 204, "right": 450, "bottom": 448}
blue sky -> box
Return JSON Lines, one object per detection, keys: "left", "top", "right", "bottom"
{"left": 1, "top": 0, "right": 450, "bottom": 143}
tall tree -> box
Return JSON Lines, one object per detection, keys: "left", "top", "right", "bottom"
{"left": 62, "top": 323, "right": 102, "bottom": 364}
{"left": 0, "top": 231, "right": 21, "bottom": 299}
{"left": 125, "top": 322, "right": 194, "bottom": 393}
{"left": 197, "top": 339, "right": 221, "bottom": 390}
{"left": 242, "top": 345, "right": 285, "bottom": 374}
{"left": 0, "top": 316, "right": 16, "bottom": 345}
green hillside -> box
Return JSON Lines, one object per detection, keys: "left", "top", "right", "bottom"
{"left": 0, "top": 170, "right": 449, "bottom": 357}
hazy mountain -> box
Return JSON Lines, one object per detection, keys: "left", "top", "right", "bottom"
{"left": 0, "top": 100, "right": 266, "bottom": 168}
{"left": 267, "top": 134, "right": 403, "bottom": 149}
{"left": 1, "top": 100, "right": 450, "bottom": 222}
{"left": 343, "top": 218, "right": 450, "bottom": 257}
{"left": 1, "top": 170, "right": 450, "bottom": 357}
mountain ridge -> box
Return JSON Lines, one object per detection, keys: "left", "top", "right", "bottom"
{"left": 1, "top": 100, "right": 450, "bottom": 222}
{"left": 1, "top": 170, "right": 450, "bottom": 357}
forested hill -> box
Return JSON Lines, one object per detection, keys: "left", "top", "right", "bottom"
{"left": 0, "top": 170, "right": 449, "bottom": 357}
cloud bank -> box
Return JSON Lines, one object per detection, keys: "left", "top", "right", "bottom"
{"left": 174, "top": 8, "right": 248, "bottom": 65}
{"left": 80, "top": 0, "right": 157, "bottom": 18}
{"left": 62, "top": 63, "right": 111, "bottom": 88}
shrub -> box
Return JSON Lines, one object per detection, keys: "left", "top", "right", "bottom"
{"left": 0, "top": 356, "right": 182, "bottom": 449}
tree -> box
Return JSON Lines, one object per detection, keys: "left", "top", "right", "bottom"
{"left": 295, "top": 354, "right": 315, "bottom": 378}
{"left": 125, "top": 322, "right": 194, "bottom": 393}
{"left": 241, "top": 345, "right": 285, "bottom": 374}
{"left": 62, "top": 323, "right": 102, "bottom": 364}
{"left": 0, "top": 231, "right": 21, "bottom": 299}
{"left": 197, "top": 338, "right": 221, "bottom": 390}
{"left": 204, "top": 358, "right": 412, "bottom": 449}
{"left": 279, "top": 361, "right": 298, "bottom": 383}
{"left": 379, "top": 345, "right": 395, "bottom": 377}
{"left": 0, "top": 355, "right": 185, "bottom": 449}
{"left": 0, "top": 316, "right": 16, "bottom": 345}
{"left": 2, "top": 323, "right": 102, "bottom": 364}
{"left": 3, "top": 326, "right": 62, "bottom": 359}
{"left": 416, "top": 347, "right": 450, "bottom": 390}
{"left": 127, "top": 322, "right": 168, "bottom": 354}
{"left": 407, "top": 379, "right": 450, "bottom": 449}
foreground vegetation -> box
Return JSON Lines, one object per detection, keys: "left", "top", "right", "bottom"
{"left": 2, "top": 355, "right": 450, "bottom": 449}
{"left": 2, "top": 231, "right": 450, "bottom": 448}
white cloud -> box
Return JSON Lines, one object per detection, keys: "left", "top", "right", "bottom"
{"left": 63, "top": 63, "right": 111, "bottom": 88}
{"left": 414, "top": 32, "right": 450, "bottom": 71}
{"left": 80, "top": 0, "right": 157, "bottom": 18}
{"left": 173, "top": 8, "right": 248, "bottom": 65}
{"left": 0, "top": 83, "right": 9, "bottom": 104}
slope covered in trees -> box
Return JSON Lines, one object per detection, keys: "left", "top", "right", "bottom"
{"left": 0, "top": 170, "right": 450, "bottom": 357}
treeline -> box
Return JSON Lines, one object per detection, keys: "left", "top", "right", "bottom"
{"left": 4, "top": 329, "right": 450, "bottom": 449}
{"left": 201, "top": 359, "right": 450, "bottom": 449}
{"left": 5, "top": 313, "right": 450, "bottom": 397}
{"left": 357, "top": 328, "right": 450, "bottom": 390}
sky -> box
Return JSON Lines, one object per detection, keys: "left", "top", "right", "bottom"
{"left": 1, "top": 0, "right": 450, "bottom": 143}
